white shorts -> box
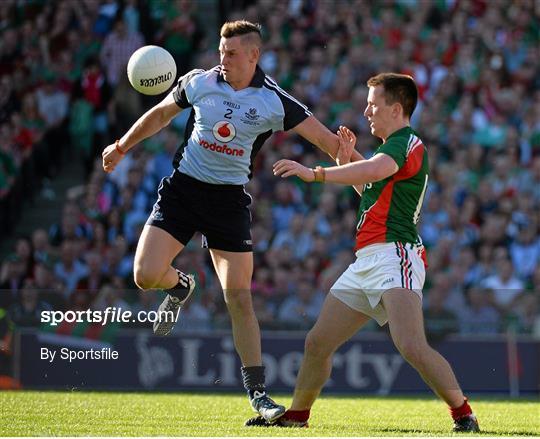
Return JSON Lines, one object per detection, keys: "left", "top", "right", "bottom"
{"left": 330, "top": 242, "right": 426, "bottom": 326}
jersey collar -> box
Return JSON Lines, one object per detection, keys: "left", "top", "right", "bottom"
{"left": 386, "top": 125, "right": 412, "bottom": 140}
{"left": 217, "top": 65, "right": 265, "bottom": 88}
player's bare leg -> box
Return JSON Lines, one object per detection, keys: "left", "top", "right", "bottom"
{"left": 382, "top": 288, "right": 463, "bottom": 405}
{"left": 246, "top": 294, "right": 371, "bottom": 427}
{"left": 135, "top": 225, "right": 196, "bottom": 336}
{"left": 134, "top": 225, "right": 185, "bottom": 289}
{"left": 290, "top": 294, "right": 371, "bottom": 411}
{"left": 209, "top": 249, "right": 261, "bottom": 365}
{"left": 382, "top": 288, "right": 479, "bottom": 432}
{"left": 210, "top": 249, "right": 284, "bottom": 422}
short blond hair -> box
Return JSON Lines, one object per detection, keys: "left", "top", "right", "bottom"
{"left": 220, "top": 20, "right": 262, "bottom": 48}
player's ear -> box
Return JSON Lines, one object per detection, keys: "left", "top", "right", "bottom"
{"left": 392, "top": 102, "right": 402, "bottom": 118}
{"left": 250, "top": 46, "right": 260, "bottom": 63}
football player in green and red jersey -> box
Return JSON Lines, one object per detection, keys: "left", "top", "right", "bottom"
{"left": 249, "top": 73, "right": 479, "bottom": 433}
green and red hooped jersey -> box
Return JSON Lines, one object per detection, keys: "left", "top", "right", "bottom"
{"left": 355, "top": 126, "right": 429, "bottom": 265}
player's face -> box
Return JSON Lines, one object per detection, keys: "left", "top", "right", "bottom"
{"left": 219, "top": 36, "right": 257, "bottom": 84}
{"left": 364, "top": 85, "right": 395, "bottom": 139}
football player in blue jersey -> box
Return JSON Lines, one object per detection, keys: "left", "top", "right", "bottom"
{"left": 102, "top": 20, "right": 361, "bottom": 423}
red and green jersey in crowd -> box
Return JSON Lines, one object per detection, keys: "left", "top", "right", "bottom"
{"left": 355, "top": 126, "right": 429, "bottom": 259}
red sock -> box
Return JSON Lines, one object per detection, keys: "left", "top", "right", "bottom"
{"left": 284, "top": 409, "right": 310, "bottom": 422}
{"left": 450, "top": 397, "right": 473, "bottom": 420}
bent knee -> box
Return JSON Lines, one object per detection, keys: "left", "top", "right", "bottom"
{"left": 134, "top": 264, "right": 163, "bottom": 290}
{"left": 223, "top": 289, "right": 253, "bottom": 312}
{"left": 395, "top": 340, "right": 428, "bottom": 366}
{"left": 304, "top": 331, "right": 333, "bottom": 359}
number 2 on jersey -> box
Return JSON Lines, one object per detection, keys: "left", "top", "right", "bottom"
{"left": 224, "top": 109, "right": 233, "bottom": 119}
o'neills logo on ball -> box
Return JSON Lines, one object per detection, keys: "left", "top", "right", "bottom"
{"left": 139, "top": 71, "right": 173, "bottom": 87}
{"left": 212, "top": 121, "right": 236, "bottom": 142}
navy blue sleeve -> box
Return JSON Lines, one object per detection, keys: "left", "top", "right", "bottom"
{"left": 281, "top": 94, "right": 312, "bottom": 131}
{"left": 263, "top": 79, "right": 312, "bottom": 131}
{"left": 172, "top": 69, "right": 205, "bottom": 108}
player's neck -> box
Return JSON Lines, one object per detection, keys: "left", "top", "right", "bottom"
{"left": 228, "top": 68, "right": 257, "bottom": 91}
{"left": 381, "top": 120, "right": 410, "bottom": 142}
{"left": 229, "top": 80, "right": 249, "bottom": 90}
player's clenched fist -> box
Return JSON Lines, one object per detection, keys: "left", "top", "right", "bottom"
{"left": 102, "top": 141, "right": 126, "bottom": 173}
{"left": 273, "top": 159, "right": 315, "bottom": 182}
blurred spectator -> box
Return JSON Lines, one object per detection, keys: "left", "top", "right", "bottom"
{"left": 509, "top": 224, "right": 540, "bottom": 280}
{"left": 459, "top": 288, "right": 501, "bottom": 335}
{"left": 103, "top": 236, "right": 132, "bottom": 280}
{"left": 277, "top": 280, "right": 324, "bottom": 329}
{"left": 49, "top": 201, "right": 91, "bottom": 246}
{"left": 71, "top": 56, "right": 111, "bottom": 175}
{"left": 9, "top": 279, "right": 52, "bottom": 328}
{"left": 131, "top": 290, "right": 158, "bottom": 315}
{"left": 0, "top": 255, "right": 26, "bottom": 308}
{"left": 34, "top": 260, "right": 66, "bottom": 311}
{"left": 424, "top": 289, "right": 459, "bottom": 341}
{"left": 13, "top": 237, "right": 33, "bottom": 277}
{"left": 482, "top": 257, "right": 524, "bottom": 312}
{"left": 267, "top": 266, "right": 294, "bottom": 306}
{"left": 147, "top": 129, "right": 180, "bottom": 183}
{"left": 107, "top": 68, "right": 142, "bottom": 142}
{"left": 93, "top": 283, "right": 131, "bottom": 312}
{"left": 157, "top": 0, "right": 203, "bottom": 72}
{"left": 511, "top": 293, "right": 540, "bottom": 334}
{"left": 252, "top": 266, "right": 273, "bottom": 299}
{"left": 76, "top": 251, "right": 110, "bottom": 292}
{"left": 271, "top": 213, "right": 313, "bottom": 260}
{"left": 174, "top": 298, "right": 212, "bottom": 332}
{"left": 272, "top": 181, "right": 303, "bottom": 232}
{"left": 99, "top": 17, "right": 144, "bottom": 87}
{"left": 428, "top": 271, "right": 466, "bottom": 313}
{"left": 35, "top": 73, "right": 69, "bottom": 172}
{"left": 251, "top": 294, "right": 275, "bottom": 330}
{"left": 54, "top": 240, "right": 89, "bottom": 293}
{"left": 31, "top": 228, "right": 54, "bottom": 264}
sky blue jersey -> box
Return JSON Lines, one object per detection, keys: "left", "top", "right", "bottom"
{"left": 172, "top": 65, "right": 312, "bottom": 185}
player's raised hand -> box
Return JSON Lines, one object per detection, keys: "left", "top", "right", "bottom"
{"left": 273, "top": 159, "right": 315, "bottom": 182}
{"left": 102, "top": 142, "right": 125, "bottom": 173}
{"left": 336, "top": 125, "right": 357, "bottom": 166}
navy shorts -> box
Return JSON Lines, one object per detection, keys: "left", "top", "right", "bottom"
{"left": 146, "top": 170, "right": 253, "bottom": 252}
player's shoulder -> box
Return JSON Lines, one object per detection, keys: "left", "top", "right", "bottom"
{"left": 181, "top": 67, "right": 217, "bottom": 85}
{"left": 177, "top": 67, "right": 223, "bottom": 100}
{"left": 261, "top": 73, "right": 311, "bottom": 115}
{"left": 384, "top": 127, "right": 423, "bottom": 148}
{"left": 376, "top": 127, "right": 423, "bottom": 168}
{"left": 260, "top": 73, "right": 288, "bottom": 97}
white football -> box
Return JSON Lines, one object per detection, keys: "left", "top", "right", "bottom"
{"left": 127, "top": 45, "right": 177, "bottom": 95}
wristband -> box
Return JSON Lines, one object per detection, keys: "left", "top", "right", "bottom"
{"left": 313, "top": 166, "right": 325, "bottom": 183}
{"left": 115, "top": 139, "right": 126, "bottom": 156}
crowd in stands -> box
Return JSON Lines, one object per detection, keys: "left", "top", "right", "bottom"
{"left": 1, "top": 0, "right": 539, "bottom": 341}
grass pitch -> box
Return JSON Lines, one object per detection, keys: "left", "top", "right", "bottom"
{"left": 0, "top": 391, "right": 538, "bottom": 436}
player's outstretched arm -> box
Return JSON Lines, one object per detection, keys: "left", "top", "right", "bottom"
{"left": 273, "top": 153, "right": 398, "bottom": 186}
{"left": 292, "top": 116, "right": 365, "bottom": 163}
{"left": 102, "top": 92, "right": 182, "bottom": 173}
